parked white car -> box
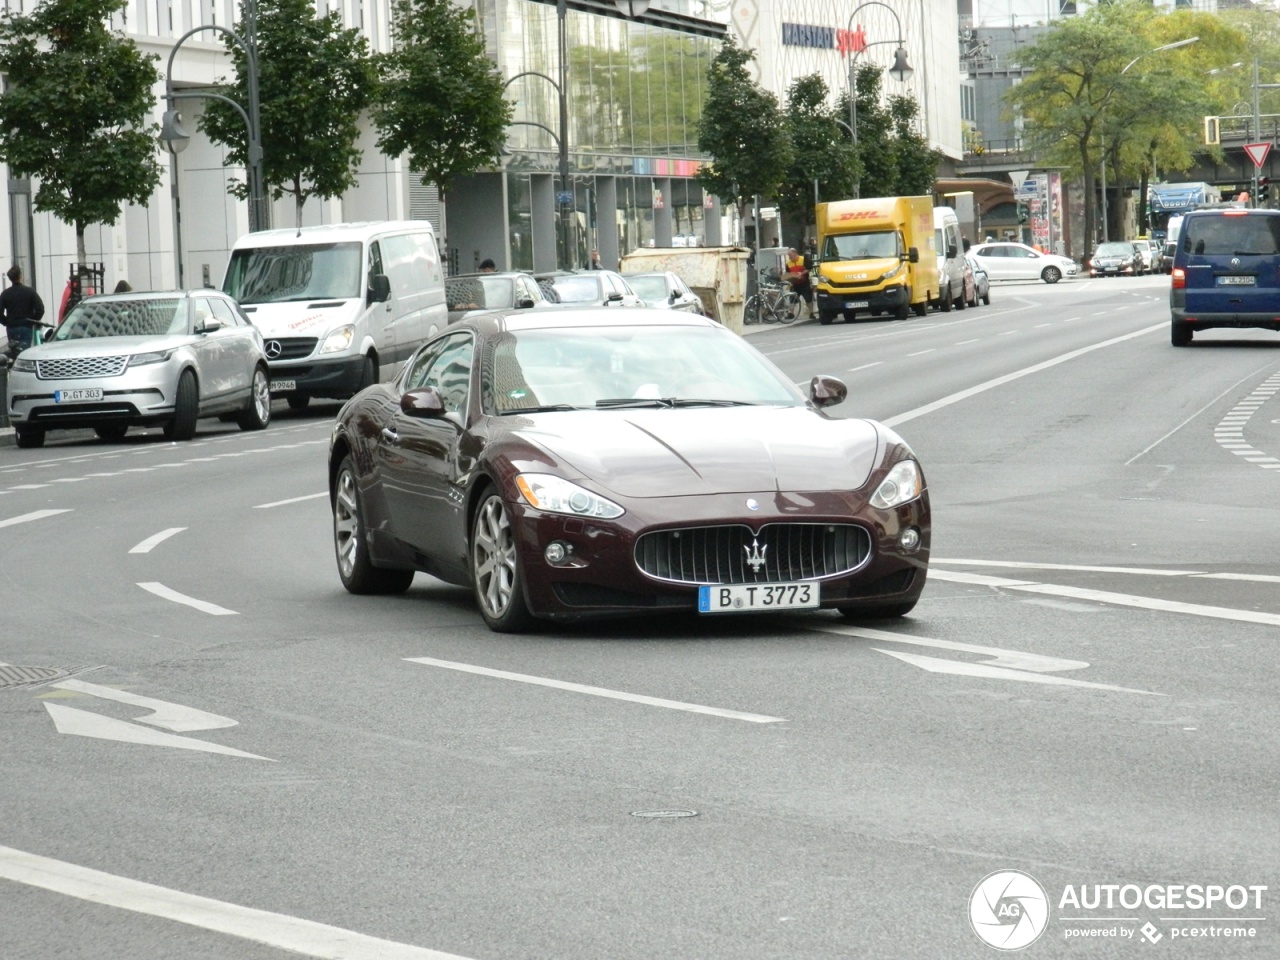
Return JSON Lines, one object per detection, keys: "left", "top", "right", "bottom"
{"left": 5, "top": 290, "right": 270, "bottom": 449}
{"left": 967, "top": 242, "right": 1078, "bottom": 284}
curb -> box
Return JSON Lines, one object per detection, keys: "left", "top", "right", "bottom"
{"left": 0, "top": 426, "right": 14, "bottom": 448}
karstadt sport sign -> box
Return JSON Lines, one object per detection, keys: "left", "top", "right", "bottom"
{"left": 780, "top": 21, "right": 870, "bottom": 55}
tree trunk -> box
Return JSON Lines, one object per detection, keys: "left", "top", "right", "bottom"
{"left": 76, "top": 223, "right": 87, "bottom": 267}
{"left": 1079, "top": 141, "right": 1096, "bottom": 259}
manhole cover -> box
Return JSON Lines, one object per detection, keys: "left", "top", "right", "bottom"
{"left": 0, "top": 665, "right": 68, "bottom": 689}
{"left": 630, "top": 809, "right": 698, "bottom": 819}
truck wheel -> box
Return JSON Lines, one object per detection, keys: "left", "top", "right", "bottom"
{"left": 818, "top": 310, "right": 835, "bottom": 325}
{"left": 912, "top": 301, "right": 927, "bottom": 317}
{"left": 893, "top": 301, "right": 910, "bottom": 320}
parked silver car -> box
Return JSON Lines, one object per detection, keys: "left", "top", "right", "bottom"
{"left": 622, "top": 271, "right": 705, "bottom": 314}
{"left": 537, "top": 270, "right": 644, "bottom": 307}
{"left": 5, "top": 290, "right": 270, "bottom": 449}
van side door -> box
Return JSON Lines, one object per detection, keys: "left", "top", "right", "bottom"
{"left": 366, "top": 240, "right": 396, "bottom": 373}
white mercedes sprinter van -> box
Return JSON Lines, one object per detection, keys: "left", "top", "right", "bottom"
{"left": 222, "top": 221, "right": 447, "bottom": 407}
{"left": 933, "top": 206, "right": 966, "bottom": 311}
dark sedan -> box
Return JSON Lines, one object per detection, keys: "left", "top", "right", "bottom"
{"left": 328, "top": 310, "right": 930, "bottom": 632}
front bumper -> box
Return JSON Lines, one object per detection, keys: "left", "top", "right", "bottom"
{"left": 6, "top": 365, "right": 177, "bottom": 429}
{"left": 815, "top": 284, "right": 908, "bottom": 314}
{"left": 267, "top": 354, "right": 366, "bottom": 398}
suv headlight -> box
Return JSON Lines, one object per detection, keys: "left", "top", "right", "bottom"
{"left": 11, "top": 357, "right": 36, "bottom": 373}
{"left": 515, "top": 473, "right": 624, "bottom": 519}
{"left": 870, "top": 460, "right": 923, "bottom": 509}
{"left": 129, "top": 350, "right": 173, "bottom": 367}
{"left": 320, "top": 325, "right": 355, "bottom": 354}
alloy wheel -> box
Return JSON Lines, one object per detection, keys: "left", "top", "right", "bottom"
{"left": 473, "top": 497, "right": 518, "bottom": 618}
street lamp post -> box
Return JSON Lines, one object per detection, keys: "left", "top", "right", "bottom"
{"left": 1100, "top": 36, "right": 1197, "bottom": 242}
{"left": 844, "top": 1, "right": 913, "bottom": 200}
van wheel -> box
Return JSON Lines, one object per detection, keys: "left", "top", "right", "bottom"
{"left": 939, "top": 286, "right": 952, "bottom": 312}
{"left": 955, "top": 288, "right": 967, "bottom": 310}
{"left": 287, "top": 394, "right": 310, "bottom": 411}
{"left": 1171, "top": 322, "right": 1193, "bottom": 347}
{"left": 1042, "top": 266, "right": 1062, "bottom": 284}
{"left": 982, "top": 291, "right": 991, "bottom": 305}
{"left": 356, "top": 355, "right": 377, "bottom": 393}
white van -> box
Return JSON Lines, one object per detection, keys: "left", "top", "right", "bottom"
{"left": 933, "top": 206, "right": 967, "bottom": 311}
{"left": 221, "top": 221, "right": 447, "bottom": 406}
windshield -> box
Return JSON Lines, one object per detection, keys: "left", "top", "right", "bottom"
{"left": 53, "top": 298, "right": 186, "bottom": 340}
{"left": 822, "top": 230, "right": 899, "bottom": 262}
{"left": 446, "top": 276, "right": 515, "bottom": 311}
{"left": 549, "top": 275, "right": 605, "bottom": 303}
{"left": 1094, "top": 242, "right": 1135, "bottom": 257}
{"left": 223, "top": 242, "right": 363, "bottom": 304}
{"left": 482, "top": 325, "right": 803, "bottom": 413}
{"left": 626, "top": 275, "right": 670, "bottom": 301}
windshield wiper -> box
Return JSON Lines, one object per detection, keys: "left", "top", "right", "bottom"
{"left": 596, "top": 397, "right": 755, "bottom": 409}
{"left": 497, "top": 403, "right": 581, "bottom": 415}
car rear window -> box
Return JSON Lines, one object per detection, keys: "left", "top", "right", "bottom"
{"left": 1181, "top": 215, "right": 1280, "bottom": 256}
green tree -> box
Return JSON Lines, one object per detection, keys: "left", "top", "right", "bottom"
{"left": 695, "top": 38, "right": 792, "bottom": 240}
{"left": 777, "top": 74, "right": 857, "bottom": 245}
{"left": 836, "top": 64, "right": 895, "bottom": 198}
{"left": 372, "top": 0, "right": 511, "bottom": 209}
{"left": 888, "top": 94, "right": 941, "bottom": 197}
{"left": 0, "top": 0, "right": 161, "bottom": 264}
{"left": 200, "top": 0, "right": 375, "bottom": 227}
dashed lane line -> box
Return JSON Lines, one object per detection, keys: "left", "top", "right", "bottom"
{"left": 253, "top": 492, "right": 328, "bottom": 509}
{"left": 137, "top": 582, "right": 237, "bottom": 616}
{"left": 0, "top": 509, "right": 72, "bottom": 528}
{"left": 129, "top": 528, "right": 187, "bottom": 554}
{"left": 933, "top": 558, "right": 1280, "bottom": 584}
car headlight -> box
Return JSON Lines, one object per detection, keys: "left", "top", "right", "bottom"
{"left": 320, "top": 325, "right": 355, "bottom": 354}
{"left": 11, "top": 358, "right": 36, "bottom": 373}
{"left": 128, "top": 350, "right": 173, "bottom": 367}
{"left": 515, "top": 473, "right": 624, "bottom": 519}
{"left": 882, "top": 261, "right": 903, "bottom": 281}
{"left": 870, "top": 460, "right": 923, "bottom": 509}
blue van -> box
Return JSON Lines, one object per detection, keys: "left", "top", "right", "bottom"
{"left": 1170, "top": 209, "right": 1280, "bottom": 346}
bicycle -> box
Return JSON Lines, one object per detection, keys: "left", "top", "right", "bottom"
{"left": 744, "top": 280, "right": 803, "bottom": 325}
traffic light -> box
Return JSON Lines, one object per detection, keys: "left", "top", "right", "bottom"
{"left": 1204, "top": 116, "right": 1220, "bottom": 146}
{"left": 1260, "top": 178, "right": 1271, "bottom": 205}
{"left": 1017, "top": 202, "right": 1029, "bottom": 224}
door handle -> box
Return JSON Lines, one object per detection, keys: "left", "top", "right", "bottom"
{"left": 381, "top": 427, "right": 399, "bottom": 443}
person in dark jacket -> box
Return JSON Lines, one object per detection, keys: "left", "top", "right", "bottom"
{"left": 2, "top": 265, "right": 46, "bottom": 359}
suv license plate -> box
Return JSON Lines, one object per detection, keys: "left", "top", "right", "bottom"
{"left": 844, "top": 300, "right": 870, "bottom": 309}
{"left": 1217, "top": 276, "right": 1255, "bottom": 286}
{"left": 698, "top": 581, "right": 819, "bottom": 613}
{"left": 270, "top": 380, "right": 297, "bottom": 392}
{"left": 54, "top": 388, "right": 103, "bottom": 403}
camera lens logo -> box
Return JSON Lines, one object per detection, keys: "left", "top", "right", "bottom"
{"left": 969, "top": 870, "right": 1049, "bottom": 950}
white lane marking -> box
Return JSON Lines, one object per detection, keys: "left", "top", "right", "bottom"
{"left": 1061, "top": 316, "right": 1080, "bottom": 322}
{"left": 405, "top": 657, "right": 786, "bottom": 723}
{"left": 1034, "top": 323, "right": 1052, "bottom": 328}
{"left": 253, "top": 492, "right": 328, "bottom": 509}
{"left": 847, "top": 361, "right": 883, "bottom": 372}
{"left": 137, "top": 582, "right": 238, "bottom": 616}
{"left": 885, "top": 322, "right": 1165, "bottom": 427}
{"left": 873, "top": 649, "right": 1160, "bottom": 695}
{"left": 0, "top": 845, "right": 482, "bottom": 959}
{"left": 998, "top": 330, "right": 1018, "bottom": 335}
{"left": 954, "top": 338, "right": 981, "bottom": 345}
{"left": 932, "top": 558, "right": 1204, "bottom": 577}
{"left": 42, "top": 704, "right": 272, "bottom": 760}
{"left": 9, "top": 484, "right": 50, "bottom": 490}
{"left": 0, "top": 509, "right": 72, "bottom": 528}
{"left": 907, "top": 349, "right": 935, "bottom": 357}
{"left": 1197, "top": 572, "right": 1280, "bottom": 583}
{"left": 930, "top": 569, "right": 1280, "bottom": 627}
{"left": 1211, "top": 371, "right": 1280, "bottom": 471}
{"left": 129, "top": 527, "right": 187, "bottom": 554}
{"left": 50, "top": 678, "right": 237, "bottom": 731}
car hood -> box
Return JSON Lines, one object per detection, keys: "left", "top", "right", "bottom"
{"left": 508, "top": 406, "right": 884, "bottom": 498}
{"left": 24, "top": 334, "right": 197, "bottom": 357}
{"left": 240, "top": 299, "right": 357, "bottom": 337}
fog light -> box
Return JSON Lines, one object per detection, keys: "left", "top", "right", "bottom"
{"left": 544, "top": 541, "right": 571, "bottom": 565}
{"left": 900, "top": 527, "right": 920, "bottom": 552}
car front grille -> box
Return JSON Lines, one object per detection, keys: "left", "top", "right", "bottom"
{"left": 36, "top": 356, "right": 128, "bottom": 379}
{"left": 635, "top": 523, "right": 871, "bottom": 585}
{"left": 264, "top": 337, "right": 319, "bottom": 361}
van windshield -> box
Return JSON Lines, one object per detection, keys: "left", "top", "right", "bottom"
{"left": 1181, "top": 216, "right": 1280, "bottom": 257}
{"left": 223, "top": 242, "right": 363, "bottom": 304}
{"left": 822, "top": 231, "right": 900, "bottom": 261}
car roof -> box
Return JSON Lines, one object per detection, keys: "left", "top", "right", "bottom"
{"left": 231, "top": 220, "right": 433, "bottom": 247}
{"left": 447, "top": 272, "right": 530, "bottom": 280}
{"left": 454, "top": 306, "right": 720, "bottom": 336}
{"left": 78, "top": 290, "right": 215, "bottom": 303}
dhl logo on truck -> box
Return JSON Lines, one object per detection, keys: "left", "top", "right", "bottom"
{"left": 834, "top": 210, "right": 887, "bottom": 221}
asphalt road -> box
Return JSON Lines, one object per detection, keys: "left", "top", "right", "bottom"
{"left": 3, "top": 274, "right": 1279, "bottom": 959}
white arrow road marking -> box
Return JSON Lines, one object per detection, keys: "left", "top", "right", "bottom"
{"left": 50, "top": 678, "right": 237, "bottom": 732}
{"left": 42, "top": 705, "right": 273, "bottom": 760}
{"left": 0, "top": 508, "right": 72, "bottom": 528}
{"left": 137, "top": 582, "right": 237, "bottom": 616}
{"left": 929, "top": 569, "right": 1280, "bottom": 627}
{"left": 128, "top": 527, "right": 187, "bottom": 554}
{"left": 405, "top": 657, "right": 786, "bottom": 723}
{"left": 0, "top": 844, "right": 473, "bottom": 960}
{"left": 872, "top": 649, "right": 1161, "bottom": 695}
{"left": 811, "top": 624, "right": 1161, "bottom": 696}
{"left": 253, "top": 492, "right": 327, "bottom": 509}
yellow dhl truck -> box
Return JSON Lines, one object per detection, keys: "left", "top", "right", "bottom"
{"left": 812, "top": 196, "right": 940, "bottom": 324}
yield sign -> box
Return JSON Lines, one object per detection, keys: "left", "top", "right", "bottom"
{"left": 1245, "top": 142, "right": 1272, "bottom": 169}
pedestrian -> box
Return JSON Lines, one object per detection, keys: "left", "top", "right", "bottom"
{"left": 479, "top": 259, "right": 497, "bottom": 273}
{"left": 1, "top": 265, "right": 46, "bottom": 360}
{"left": 113, "top": 279, "right": 132, "bottom": 293}
{"left": 783, "top": 247, "right": 811, "bottom": 315}
{"left": 589, "top": 249, "right": 603, "bottom": 270}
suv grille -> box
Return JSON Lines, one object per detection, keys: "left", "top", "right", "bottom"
{"left": 264, "top": 337, "right": 318, "bottom": 361}
{"left": 635, "top": 523, "right": 871, "bottom": 585}
{"left": 37, "top": 356, "right": 128, "bottom": 379}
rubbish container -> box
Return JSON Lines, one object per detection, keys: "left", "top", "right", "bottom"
{"left": 619, "top": 246, "right": 752, "bottom": 334}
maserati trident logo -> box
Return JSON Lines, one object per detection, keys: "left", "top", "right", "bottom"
{"left": 264, "top": 340, "right": 283, "bottom": 359}
{"left": 743, "top": 537, "right": 767, "bottom": 573}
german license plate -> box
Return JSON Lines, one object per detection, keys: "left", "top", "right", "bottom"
{"left": 53, "top": 388, "right": 102, "bottom": 403}
{"left": 698, "top": 581, "right": 819, "bottom": 613}
{"left": 1217, "top": 275, "right": 1255, "bottom": 286}
{"left": 844, "top": 300, "right": 870, "bottom": 309}
{"left": 270, "top": 380, "right": 297, "bottom": 392}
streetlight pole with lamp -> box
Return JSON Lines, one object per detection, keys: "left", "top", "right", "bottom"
{"left": 1099, "top": 36, "right": 1197, "bottom": 243}
{"left": 843, "top": 0, "right": 913, "bottom": 199}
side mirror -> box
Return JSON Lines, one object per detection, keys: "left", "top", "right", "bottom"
{"left": 907, "top": 247, "right": 920, "bottom": 264}
{"left": 946, "top": 244, "right": 958, "bottom": 260}
{"left": 809, "top": 374, "right": 847, "bottom": 408}
{"left": 669, "top": 291, "right": 679, "bottom": 304}
{"left": 516, "top": 297, "right": 535, "bottom": 309}
{"left": 368, "top": 274, "right": 391, "bottom": 304}
{"left": 400, "top": 386, "right": 447, "bottom": 418}
{"left": 605, "top": 292, "right": 624, "bottom": 305}
{"left": 196, "top": 319, "right": 223, "bottom": 334}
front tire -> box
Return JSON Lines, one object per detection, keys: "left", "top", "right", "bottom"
{"left": 15, "top": 425, "right": 45, "bottom": 449}
{"left": 164, "top": 369, "right": 199, "bottom": 441}
{"left": 1171, "top": 321, "right": 1193, "bottom": 346}
{"left": 1042, "top": 266, "right": 1062, "bottom": 284}
{"left": 287, "top": 394, "right": 310, "bottom": 410}
{"left": 237, "top": 365, "right": 272, "bottom": 431}
{"left": 981, "top": 290, "right": 991, "bottom": 306}
{"left": 471, "top": 491, "right": 533, "bottom": 633}
{"left": 939, "top": 285, "right": 952, "bottom": 311}
{"left": 355, "top": 355, "right": 377, "bottom": 394}
{"left": 94, "top": 423, "right": 128, "bottom": 441}
{"left": 333, "top": 456, "right": 415, "bottom": 595}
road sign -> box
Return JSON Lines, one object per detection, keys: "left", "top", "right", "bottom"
{"left": 1244, "top": 142, "right": 1272, "bottom": 169}
{"left": 555, "top": 191, "right": 572, "bottom": 205}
